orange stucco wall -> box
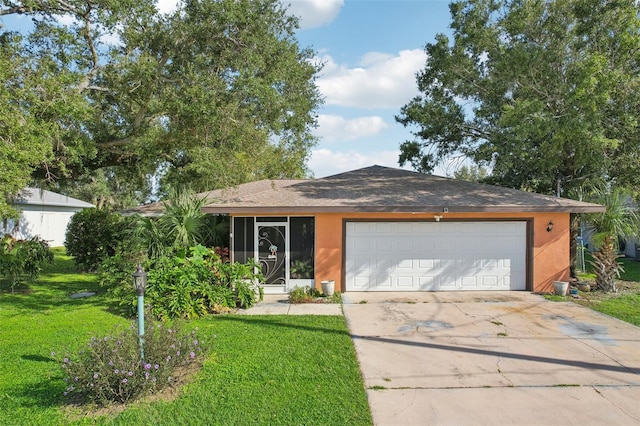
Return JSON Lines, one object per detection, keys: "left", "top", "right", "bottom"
{"left": 235, "top": 211, "right": 571, "bottom": 293}
{"left": 313, "top": 211, "right": 570, "bottom": 293}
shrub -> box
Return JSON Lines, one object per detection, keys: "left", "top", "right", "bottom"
{"left": 288, "top": 286, "right": 342, "bottom": 304}
{"left": 144, "top": 245, "right": 263, "bottom": 319}
{"left": 97, "top": 248, "right": 146, "bottom": 315}
{"left": 56, "top": 319, "right": 205, "bottom": 405}
{"left": 0, "top": 235, "right": 53, "bottom": 292}
{"left": 288, "top": 285, "right": 322, "bottom": 303}
{"left": 64, "top": 209, "right": 135, "bottom": 271}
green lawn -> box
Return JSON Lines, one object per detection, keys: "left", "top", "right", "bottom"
{"left": 619, "top": 256, "right": 640, "bottom": 282}
{"left": 0, "top": 250, "right": 372, "bottom": 425}
{"left": 578, "top": 252, "right": 640, "bottom": 282}
{"left": 569, "top": 253, "right": 640, "bottom": 327}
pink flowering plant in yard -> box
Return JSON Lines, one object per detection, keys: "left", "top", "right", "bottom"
{"left": 54, "top": 319, "right": 205, "bottom": 405}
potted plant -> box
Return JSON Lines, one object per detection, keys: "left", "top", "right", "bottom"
{"left": 290, "top": 259, "right": 313, "bottom": 279}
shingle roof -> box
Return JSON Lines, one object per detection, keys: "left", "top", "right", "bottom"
{"left": 198, "top": 165, "right": 604, "bottom": 214}
{"left": 14, "top": 188, "right": 94, "bottom": 209}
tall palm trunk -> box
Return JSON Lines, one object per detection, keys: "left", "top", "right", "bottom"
{"left": 589, "top": 234, "right": 623, "bottom": 293}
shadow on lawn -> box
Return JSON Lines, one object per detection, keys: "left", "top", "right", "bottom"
{"left": 0, "top": 287, "right": 130, "bottom": 317}
{"left": 3, "top": 377, "right": 65, "bottom": 410}
{"left": 213, "top": 314, "right": 352, "bottom": 337}
{"left": 0, "top": 250, "right": 131, "bottom": 318}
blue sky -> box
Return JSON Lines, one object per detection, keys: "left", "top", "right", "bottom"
{"left": 285, "top": 0, "right": 454, "bottom": 177}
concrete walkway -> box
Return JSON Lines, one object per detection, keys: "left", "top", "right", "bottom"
{"left": 238, "top": 294, "right": 342, "bottom": 315}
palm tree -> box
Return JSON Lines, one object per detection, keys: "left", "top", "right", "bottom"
{"left": 133, "top": 188, "right": 209, "bottom": 260}
{"left": 585, "top": 186, "right": 639, "bottom": 292}
{"left": 159, "top": 188, "right": 207, "bottom": 249}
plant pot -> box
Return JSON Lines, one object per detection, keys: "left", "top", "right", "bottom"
{"left": 553, "top": 281, "right": 569, "bottom": 296}
{"left": 321, "top": 280, "right": 335, "bottom": 296}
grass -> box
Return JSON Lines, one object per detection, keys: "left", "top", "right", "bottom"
{"left": 579, "top": 294, "right": 640, "bottom": 326}
{"left": 0, "top": 248, "right": 128, "bottom": 425}
{"left": 577, "top": 251, "right": 640, "bottom": 282}
{"left": 103, "top": 316, "right": 371, "bottom": 425}
{"left": 0, "top": 250, "right": 372, "bottom": 425}
{"left": 548, "top": 252, "right": 640, "bottom": 327}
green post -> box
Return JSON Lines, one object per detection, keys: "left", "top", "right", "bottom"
{"left": 133, "top": 265, "right": 147, "bottom": 361}
{"left": 137, "top": 292, "right": 145, "bottom": 360}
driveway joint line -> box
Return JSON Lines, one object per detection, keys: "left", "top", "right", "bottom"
{"left": 367, "top": 384, "right": 640, "bottom": 390}
{"left": 590, "top": 385, "right": 640, "bottom": 422}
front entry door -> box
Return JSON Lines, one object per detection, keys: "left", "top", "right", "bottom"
{"left": 256, "top": 223, "right": 288, "bottom": 288}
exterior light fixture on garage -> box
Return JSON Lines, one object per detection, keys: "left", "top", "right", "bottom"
{"left": 547, "top": 221, "right": 554, "bottom": 232}
{"left": 434, "top": 215, "right": 443, "bottom": 222}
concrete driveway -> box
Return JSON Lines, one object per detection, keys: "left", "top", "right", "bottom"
{"left": 342, "top": 292, "right": 640, "bottom": 426}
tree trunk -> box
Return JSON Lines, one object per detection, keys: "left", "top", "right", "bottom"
{"left": 569, "top": 214, "right": 580, "bottom": 278}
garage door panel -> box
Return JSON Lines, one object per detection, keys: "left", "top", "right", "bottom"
{"left": 396, "top": 259, "right": 414, "bottom": 270}
{"left": 417, "top": 258, "right": 435, "bottom": 269}
{"left": 481, "top": 276, "right": 498, "bottom": 288}
{"left": 395, "top": 276, "right": 415, "bottom": 288}
{"left": 418, "top": 276, "right": 435, "bottom": 290}
{"left": 345, "top": 221, "right": 527, "bottom": 292}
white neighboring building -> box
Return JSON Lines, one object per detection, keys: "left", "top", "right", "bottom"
{"left": 2, "top": 188, "right": 94, "bottom": 247}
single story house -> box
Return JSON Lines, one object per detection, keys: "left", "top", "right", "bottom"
{"left": 134, "top": 165, "right": 604, "bottom": 294}
{"left": 2, "top": 188, "right": 94, "bottom": 247}
{"left": 199, "top": 166, "right": 605, "bottom": 294}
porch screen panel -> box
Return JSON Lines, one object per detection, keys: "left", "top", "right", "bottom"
{"left": 233, "top": 217, "right": 254, "bottom": 263}
{"left": 289, "top": 217, "right": 315, "bottom": 279}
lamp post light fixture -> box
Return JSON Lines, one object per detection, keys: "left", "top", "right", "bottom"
{"left": 132, "top": 264, "right": 147, "bottom": 360}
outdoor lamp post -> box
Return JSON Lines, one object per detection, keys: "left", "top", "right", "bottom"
{"left": 132, "top": 264, "right": 147, "bottom": 360}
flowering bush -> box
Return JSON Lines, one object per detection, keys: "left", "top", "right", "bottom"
{"left": 55, "top": 319, "right": 205, "bottom": 405}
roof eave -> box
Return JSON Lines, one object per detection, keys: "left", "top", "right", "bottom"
{"left": 202, "top": 205, "right": 606, "bottom": 214}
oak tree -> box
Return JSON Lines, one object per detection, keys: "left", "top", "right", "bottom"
{"left": 0, "top": 0, "right": 322, "bottom": 213}
{"left": 397, "top": 0, "right": 640, "bottom": 196}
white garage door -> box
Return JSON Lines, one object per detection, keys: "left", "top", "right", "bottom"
{"left": 345, "top": 221, "right": 527, "bottom": 291}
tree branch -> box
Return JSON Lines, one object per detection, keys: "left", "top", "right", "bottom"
{"left": 95, "top": 137, "right": 133, "bottom": 149}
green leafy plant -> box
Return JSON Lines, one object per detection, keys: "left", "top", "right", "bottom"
{"left": 584, "top": 186, "right": 639, "bottom": 292}
{"left": 97, "top": 248, "right": 146, "bottom": 315}
{"left": 0, "top": 235, "right": 53, "bottom": 292}
{"left": 144, "top": 245, "right": 263, "bottom": 319}
{"left": 288, "top": 285, "right": 321, "bottom": 303}
{"left": 290, "top": 259, "right": 314, "bottom": 279}
{"left": 55, "top": 319, "right": 205, "bottom": 406}
{"left": 64, "top": 209, "right": 135, "bottom": 271}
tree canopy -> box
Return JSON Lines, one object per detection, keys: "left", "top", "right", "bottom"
{"left": 0, "top": 0, "right": 322, "bottom": 215}
{"left": 397, "top": 0, "right": 640, "bottom": 196}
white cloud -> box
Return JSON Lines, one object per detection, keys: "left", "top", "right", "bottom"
{"left": 55, "top": 14, "right": 77, "bottom": 26}
{"left": 315, "top": 114, "right": 388, "bottom": 142}
{"left": 156, "top": 0, "right": 180, "bottom": 15}
{"left": 308, "top": 148, "right": 410, "bottom": 178}
{"left": 317, "top": 49, "right": 426, "bottom": 109}
{"left": 283, "top": 0, "right": 344, "bottom": 29}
